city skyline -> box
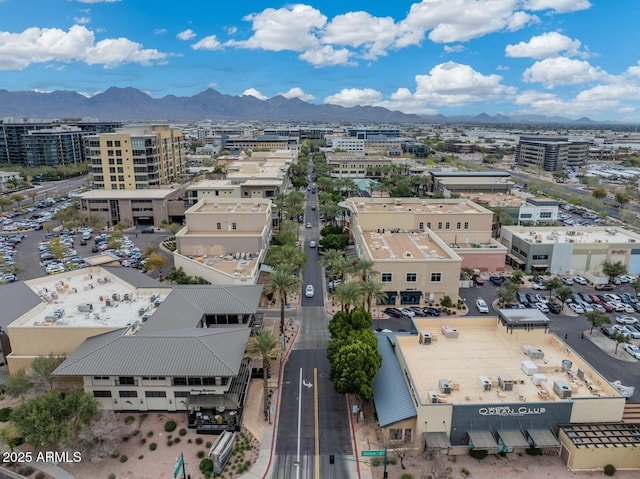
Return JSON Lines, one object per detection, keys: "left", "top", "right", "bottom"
{"left": 0, "top": 1, "right": 639, "bottom": 122}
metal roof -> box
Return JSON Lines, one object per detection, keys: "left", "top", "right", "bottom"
{"left": 497, "top": 429, "right": 529, "bottom": 449}
{"left": 372, "top": 333, "right": 416, "bottom": 427}
{"left": 103, "top": 266, "right": 166, "bottom": 288}
{"left": 424, "top": 432, "right": 451, "bottom": 450}
{"left": 139, "top": 284, "right": 263, "bottom": 333}
{"left": 0, "top": 282, "right": 43, "bottom": 330}
{"left": 527, "top": 428, "right": 560, "bottom": 448}
{"left": 53, "top": 327, "right": 251, "bottom": 377}
{"left": 468, "top": 430, "right": 498, "bottom": 451}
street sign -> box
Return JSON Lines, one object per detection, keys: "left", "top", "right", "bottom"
{"left": 361, "top": 450, "right": 385, "bottom": 457}
{"left": 174, "top": 453, "right": 184, "bottom": 478}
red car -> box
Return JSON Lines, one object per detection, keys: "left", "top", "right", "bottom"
{"left": 472, "top": 275, "right": 485, "bottom": 286}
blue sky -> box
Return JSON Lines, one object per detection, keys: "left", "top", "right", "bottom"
{"left": 0, "top": 0, "right": 639, "bottom": 121}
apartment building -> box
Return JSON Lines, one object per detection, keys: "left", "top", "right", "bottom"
{"left": 343, "top": 197, "right": 506, "bottom": 304}
{"left": 173, "top": 198, "right": 273, "bottom": 285}
{"left": 86, "top": 125, "right": 185, "bottom": 190}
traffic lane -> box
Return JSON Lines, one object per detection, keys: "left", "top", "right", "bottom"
{"left": 301, "top": 244, "right": 323, "bottom": 307}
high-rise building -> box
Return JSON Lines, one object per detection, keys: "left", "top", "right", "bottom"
{"left": 86, "top": 125, "right": 185, "bottom": 190}
{"left": 515, "top": 136, "right": 589, "bottom": 172}
{"left": 0, "top": 120, "right": 122, "bottom": 166}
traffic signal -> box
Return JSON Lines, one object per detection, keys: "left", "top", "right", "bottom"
{"left": 329, "top": 454, "right": 335, "bottom": 465}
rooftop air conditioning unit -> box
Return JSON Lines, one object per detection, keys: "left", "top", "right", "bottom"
{"left": 439, "top": 379, "right": 452, "bottom": 394}
{"left": 428, "top": 391, "right": 438, "bottom": 404}
{"left": 498, "top": 376, "right": 514, "bottom": 391}
{"left": 419, "top": 331, "right": 432, "bottom": 345}
{"left": 479, "top": 376, "right": 492, "bottom": 391}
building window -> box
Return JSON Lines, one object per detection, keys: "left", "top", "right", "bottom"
{"left": 521, "top": 213, "right": 533, "bottom": 219}
{"left": 430, "top": 272, "right": 442, "bottom": 282}
{"left": 93, "top": 376, "right": 109, "bottom": 381}
{"left": 118, "top": 390, "right": 138, "bottom": 398}
{"left": 174, "top": 391, "right": 190, "bottom": 398}
{"left": 115, "top": 140, "right": 121, "bottom": 147}
{"left": 456, "top": 222, "right": 461, "bottom": 229}
{"left": 437, "top": 222, "right": 442, "bottom": 229}
{"left": 93, "top": 391, "right": 112, "bottom": 398}
{"left": 106, "top": 140, "right": 113, "bottom": 147}
{"left": 216, "top": 222, "right": 221, "bottom": 230}
{"left": 539, "top": 212, "right": 552, "bottom": 219}
{"left": 406, "top": 273, "right": 417, "bottom": 282}
{"left": 426, "top": 222, "right": 431, "bottom": 229}
{"left": 445, "top": 222, "right": 450, "bottom": 230}
{"left": 381, "top": 273, "right": 392, "bottom": 282}
{"left": 202, "top": 377, "right": 217, "bottom": 386}
{"left": 232, "top": 222, "right": 237, "bottom": 230}
{"left": 173, "top": 377, "right": 187, "bottom": 386}
{"left": 142, "top": 376, "right": 165, "bottom": 381}
{"left": 188, "top": 377, "right": 202, "bottom": 386}
{"left": 419, "top": 222, "right": 424, "bottom": 230}
{"left": 144, "top": 391, "right": 167, "bottom": 398}
{"left": 464, "top": 222, "right": 469, "bottom": 229}
{"left": 118, "top": 376, "right": 135, "bottom": 385}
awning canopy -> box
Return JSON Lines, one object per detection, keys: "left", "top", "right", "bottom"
{"left": 468, "top": 430, "right": 498, "bottom": 451}
{"left": 531, "top": 264, "right": 550, "bottom": 269}
{"left": 507, "top": 253, "right": 525, "bottom": 265}
{"left": 186, "top": 394, "right": 239, "bottom": 410}
{"left": 424, "top": 432, "right": 451, "bottom": 450}
{"left": 498, "top": 430, "right": 529, "bottom": 449}
{"left": 527, "top": 428, "right": 561, "bottom": 448}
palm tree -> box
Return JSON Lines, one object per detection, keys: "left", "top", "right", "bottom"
{"left": 351, "top": 258, "right": 378, "bottom": 282}
{"left": 330, "top": 256, "right": 353, "bottom": 282}
{"left": 360, "top": 280, "right": 387, "bottom": 313}
{"left": 265, "top": 244, "right": 306, "bottom": 272}
{"left": 272, "top": 192, "right": 288, "bottom": 231}
{"left": 265, "top": 264, "right": 302, "bottom": 335}
{"left": 330, "top": 282, "right": 362, "bottom": 313}
{"left": 245, "top": 330, "right": 281, "bottom": 421}
{"left": 319, "top": 248, "right": 343, "bottom": 272}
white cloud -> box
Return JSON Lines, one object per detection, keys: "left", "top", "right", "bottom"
{"left": 523, "top": 0, "right": 591, "bottom": 14}
{"left": 443, "top": 44, "right": 464, "bottom": 53}
{"left": 191, "top": 35, "right": 221, "bottom": 51}
{"left": 277, "top": 87, "right": 315, "bottom": 102}
{"left": 177, "top": 29, "right": 196, "bottom": 41}
{"left": 505, "top": 32, "right": 581, "bottom": 59}
{"left": 73, "top": 16, "right": 91, "bottom": 25}
{"left": 322, "top": 11, "right": 398, "bottom": 60}
{"left": 324, "top": 88, "right": 383, "bottom": 107}
{"left": 243, "top": 88, "right": 267, "bottom": 100}
{"left": 225, "top": 26, "right": 237, "bottom": 35}
{"left": 523, "top": 57, "right": 608, "bottom": 87}
{"left": 299, "top": 45, "right": 353, "bottom": 67}
{"left": 153, "top": 28, "right": 167, "bottom": 35}
{"left": 230, "top": 5, "right": 326, "bottom": 52}
{"left": 0, "top": 25, "right": 167, "bottom": 69}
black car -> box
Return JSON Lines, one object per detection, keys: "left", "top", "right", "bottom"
{"left": 601, "top": 326, "right": 615, "bottom": 337}
{"left": 91, "top": 245, "right": 99, "bottom": 253}
{"left": 547, "top": 302, "right": 562, "bottom": 314}
{"left": 384, "top": 307, "right": 403, "bottom": 318}
{"left": 423, "top": 307, "right": 440, "bottom": 317}
{"left": 141, "top": 227, "right": 155, "bottom": 234}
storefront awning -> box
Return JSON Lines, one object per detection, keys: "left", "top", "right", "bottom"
{"left": 424, "top": 432, "right": 451, "bottom": 450}
{"left": 531, "top": 264, "right": 550, "bottom": 269}
{"left": 527, "top": 428, "right": 561, "bottom": 448}
{"left": 468, "top": 431, "right": 498, "bottom": 451}
{"left": 498, "top": 429, "right": 529, "bottom": 449}
{"left": 507, "top": 253, "right": 525, "bottom": 265}
{"left": 186, "top": 394, "right": 239, "bottom": 410}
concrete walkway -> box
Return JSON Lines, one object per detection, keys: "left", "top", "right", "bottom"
{"left": 26, "top": 462, "right": 78, "bottom": 479}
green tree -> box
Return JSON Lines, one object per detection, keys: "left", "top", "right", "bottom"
{"left": 592, "top": 187, "right": 607, "bottom": 199}
{"left": 584, "top": 311, "right": 611, "bottom": 335}
{"left": 27, "top": 190, "right": 37, "bottom": 205}
{"left": 142, "top": 242, "right": 161, "bottom": 257}
{"left": 555, "top": 285, "right": 573, "bottom": 311}
{"left": 0, "top": 197, "right": 13, "bottom": 212}
{"left": 144, "top": 252, "right": 169, "bottom": 275}
{"left": 610, "top": 330, "right": 631, "bottom": 354}
{"left": 265, "top": 264, "right": 302, "bottom": 335}
{"left": 614, "top": 190, "right": 630, "bottom": 207}
{"left": 359, "top": 280, "right": 387, "bottom": 313}
{"left": 5, "top": 368, "right": 33, "bottom": 399}
{"left": 629, "top": 278, "right": 640, "bottom": 297}
{"left": 510, "top": 270, "right": 524, "bottom": 284}
{"left": 10, "top": 193, "right": 24, "bottom": 207}
{"left": 31, "top": 354, "right": 66, "bottom": 390}
{"left": 601, "top": 260, "right": 626, "bottom": 283}
{"left": 0, "top": 423, "right": 23, "bottom": 452}
{"left": 319, "top": 233, "right": 349, "bottom": 251}
{"left": 497, "top": 281, "right": 519, "bottom": 307}
{"left": 544, "top": 277, "right": 563, "bottom": 300}
{"left": 10, "top": 388, "right": 97, "bottom": 449}
{"left": 245, "top": 330, "right": 281, "bottom": 421}
{"left": 329, "top": 341, "right": 382, "bottom": 401}
{"left": 166, "top": 222, "right": 183, "bottom": 235}
{"left": 330, "top": 282, "right": 362, "bottom": 313}
{"left": 264, "top": 244, "right": 306, "bottom": 272}
{"left": 351, "top": 258, "right": 378, "bottom": 282}
{"left": 106, "top": 230, "right": 124, "bottom": 251}
{"left": 47, "top": 238, "right": 67, "bottom": 261}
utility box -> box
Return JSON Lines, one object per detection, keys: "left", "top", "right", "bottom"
{"left": 498, "top": 375, "right": 514, "bottom": 391}
{"left": 77, "top": 303, "right": 93, "bottom": 313}
{"left": 439, "top": 379, "right": 452, "bottom": 394}
{"left": 553, "top": 380, "right": 572, "bottom": 399}
{"left": 419, "top": 331, "right": 432, "bottom": 345}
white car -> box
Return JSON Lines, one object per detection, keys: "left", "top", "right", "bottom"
{"left": 534, "top": 302, "right": 549, "bottom": 313}
{"left": 532, "top": 282, "right": 548, "bottom": 290}
{"left": 624, "top": 344, "right": 640, "bottom": 359}
{"left": 475, "top": 298, "right": 489, "bottom": 314}
{"left": 309, "top": 241, "right": 317, "bottom": 248}
{"left": 615, "top": 315, "right": 639, "bottom": 325}
{"left": 305, "top": 285, "right": 314, "bottom": 298}
{"left": 573, "top": 276, "right": 587, "bottom": 285}
{"left": 568, "top": 303, "right": 584, "bottom": 314}
{"left": 621, "top": 325, "right": 640, "bottom": 339}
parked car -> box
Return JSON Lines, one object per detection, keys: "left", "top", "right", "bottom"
{"left": 475, "top": 298, "right": 489, "bottom": 313}
{"left": 547, "top": 302, "right": 562, "bottom": 314}
{"left": 595, "top": 283, "right": 614, "bottom": 291}
{"left": 398, "top": 308, "right": 415, "bottom": 317}
{"left": 306, "top": 223, "right": 312, "bottom": 229}
{"left": 601, "top": 326, "right": 615, "bottom": 337}
{"left": 534, "top": 302, "right": 549, "bottom": 313}
{"left": 568, "top": 303, "right": 584, "bottom": 314}
{"left": 305, "top": 285, "right": 314, "bottom": 298}
{"left": 624, "top": 344, "right": 640, "bottom": 359}
{"left": 422, "top": 307, "right": 440, "bottom": 317}
{"left": 561, "top": 277, "right": 574, "bottom": 285}
{"left": 141, "top": 227, "right": 155, "bottom": 234}
{"left": 532, "top": 281, "right": 549, "bottom": 290}
{"left": 472, "top": 274, "right": 484, "bottom": 286}
{"left": 573, "top": 276, "right": 588, "bottom": 285}
{"left": 489, "top": 276, "right": 506, "bottom": 286}
{"left": 384, "top": 307, "right": 403, "bottom": 318}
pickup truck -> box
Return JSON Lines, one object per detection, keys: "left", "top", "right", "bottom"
{"left": 489, "top": 275, "right": 507, "bottom": 286}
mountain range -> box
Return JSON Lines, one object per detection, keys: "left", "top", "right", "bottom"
{"left": 0, "top": 87, "right": 611, "bottom": 125}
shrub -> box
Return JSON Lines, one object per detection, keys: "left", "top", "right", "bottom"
{"left": 138, "top": 455, "right": 144, "bottom": 460}
{"left": 179, "top": 428, "right": 187, "bottom": 436}
{"left": 147, "top": 431, "right": 154, "bottom": 437}
{"left": 205, "top": 441, "right": 212, "bottom": 448}
{"left": 441, "top": 295, "right": 453, "bottom": 308}
{"left": 124, "top": 415, "right": 135, "bottom": 424}
{"left": 140, "top": 438, "right": 147, "bottom": 445}
{"left": 164, "top": 420, "right": 177, "bottom": 432}
{"left": 167, "top": 440, "right": 174, "bottom": 446}
{"left": 17, "top": 466, "right": 34, "bottom": 476}
{"left": 197, "top": 450, "right": 206, "bottom": 459}
{"left": 35, "top": 473, "right": 46, "bottom": 479}
{"left": 525, "top": 446, "right": 543, "bottom": 456}
{"left": 386, "top": 456, "right": 397, "bottom": 465}
{"left": 461, "top": 467, "right": 470, "bottom": 477}
{"left": 110, "top": 451, "right": 119, "bottom": 459}
{"left": 400, "top": 474, "right": 414, "bottom": 479}
{"left": 469, "top": 449, "right": 488, "bottom": 460}
{"left": 199, "top": 458, "right": 213, "bottom": 474}
{"left": 0, "top": 407, "right": 12, "bottom": 422}
{"left": 604, "top": 464, "right": 616, "bottom": 476}
{"left": 108, "top": 474, "right": 116, "bottom": 479}
{"left": 149, "top": 443, "right": 157, "bottom": 451}
{"left": 195, "top": 437, "right": 203, "bottom": 445}
{"left": 370, "top": 458, "right": 381, "bottom": 467}
{"left": 119, "top": 455, "right": 128, "bottom": 463}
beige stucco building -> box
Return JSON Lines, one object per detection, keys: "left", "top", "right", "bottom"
{"left": 342, "top": 197, "right": 507, "bottom": 304}
{"left": 86, "top": 124, "right": 185, "bottom": 190}
{"left": 173, "top": 198, "right": 273, "bottom": 285}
